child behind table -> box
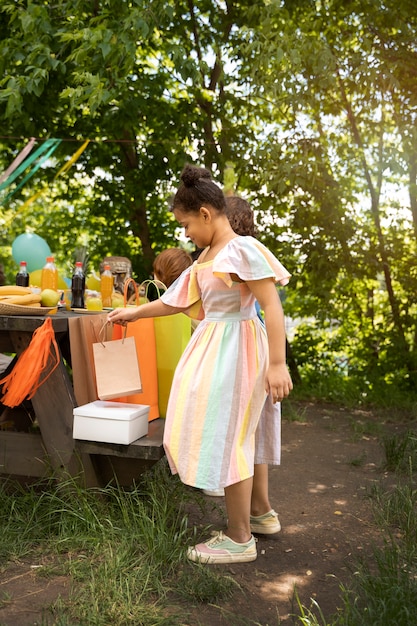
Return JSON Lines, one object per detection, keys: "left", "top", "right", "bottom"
{"left": 153, "top": 248, "right": 192, "bottom": 289}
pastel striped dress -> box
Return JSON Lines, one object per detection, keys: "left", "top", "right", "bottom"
{"left": 161, "top": 236, "right": 290, "bottom": 490}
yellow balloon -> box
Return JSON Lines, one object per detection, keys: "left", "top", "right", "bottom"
{"left": 57, "top": 274, "right": 68, "bottom": 290}
{"left": 86, "top": 272, "right": 101, "bottom": 291}
{"left": 30, "top": 269, "right": 69, "bottom": 290}
{"left": 29, "top": 269, "right": 42, "bottom": 287}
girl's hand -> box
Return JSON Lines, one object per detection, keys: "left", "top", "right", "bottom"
{"left": 266, "top": 363, "right": 293, "bottom": 403}
{"left": 107, "top": 307, "right": 138, "bottom": 326}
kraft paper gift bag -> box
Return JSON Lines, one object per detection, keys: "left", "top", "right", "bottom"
{"left": 69, "top": 313, "right": 111, "bottom": 405}
{"left": 92, "top": 325, "right": 142, "bottom": 401}
{"left": 111, "top": 278, "right": 159, "bottom": 420}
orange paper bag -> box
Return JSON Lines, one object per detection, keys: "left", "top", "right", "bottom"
{"left": 112, "top": 278, "right": 159, "bottom": 420}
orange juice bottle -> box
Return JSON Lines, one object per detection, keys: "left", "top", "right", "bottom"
{"left": 100, "top": 264, "right": 114, "bottom": 308}
{"left": 41, "top": 256, "right": 58, "bottom": 291}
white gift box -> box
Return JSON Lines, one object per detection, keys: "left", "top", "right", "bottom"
{"left": 73, "top": 401, "right": 150, "bottom": 444}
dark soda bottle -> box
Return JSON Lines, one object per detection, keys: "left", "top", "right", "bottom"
{"left": 16, "top": 261, "right": 29, "bottom": 287}
{"left": 71, "top": 262, "right": 85, "bottom": 309}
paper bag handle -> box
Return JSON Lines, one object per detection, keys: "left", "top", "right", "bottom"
{"left": 123, "top": 277, "right": 167, "bottom": 306}
{"left": 93, "top": 320, "right": 127, "bottom": 345}
{"left": 140, "top": 279, "right": 167, "bottom": 300}
{"left": 123, "top": 277, "right": 140, "bottom": 306}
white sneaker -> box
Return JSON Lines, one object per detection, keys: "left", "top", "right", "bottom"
{"left": 202, "top": 488, "right": 225, "bottom": 497}
{"left": 250, "top": 509, "right": 281, "bottom": 534}
{"left": 187, "top": 531, "right": 257, "bottom": 564}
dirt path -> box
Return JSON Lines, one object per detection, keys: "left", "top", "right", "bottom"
{"left": 182, "top": 401, "right": 393, "bottom": 625}
{"left": 0, "top": 401, "right": 397, "bottom": 625}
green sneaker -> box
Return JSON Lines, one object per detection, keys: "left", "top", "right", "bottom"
{"left": 187, "top": 531, "right": 257, "bottom": 564}
{"left": 250, "top": 509, "right": 281, "bottom": 535}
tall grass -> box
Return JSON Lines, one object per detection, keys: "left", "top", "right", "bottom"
{"left": 0, "top": 459, "right": 237, "bottom": 625}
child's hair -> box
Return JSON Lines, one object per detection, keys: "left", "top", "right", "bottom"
{"left": 153, "top": 248, "right": 193, "bottom": 287}
{"left": 172, "top": 164, "right": 226, "bottom": 213}
{"left": 225, "top": 196, "right": 258, "bottom": 238}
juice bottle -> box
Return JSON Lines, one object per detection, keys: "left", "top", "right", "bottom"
{"left": 100, "top": 264, "right": 114, "bottom": 308}
{"left": 16, "top": 261, "right": 29, "bottom": 287}
{"left": 41, "top": 256, "right": 58, "bottom": 291}
{"left": 71, "top": 261, "right": 85, "bottom": 309}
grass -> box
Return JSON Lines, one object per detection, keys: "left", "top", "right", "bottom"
{"left": 382, "top": 430, "right": 417, "bottom": 472}
{"left": 283, "top": 400, "right": 308, "bottom": 422}
{"left": 0, "top": 459, "right": 238, "bottom": 625}
{"left": 348, "top": 417, "right": 382, "bottom": 442}
{"left": 2, "top": 406, "right": 417, "bottom": 625}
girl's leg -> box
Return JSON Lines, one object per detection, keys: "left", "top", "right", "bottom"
{"left": 224, "top": 476, "right": 253, "bottom": 543}
{"left": 187, "top": 476, "right": 257, "bottom": 563}
{"left": 250, "top": 463, "right": 281, "bottom": 534}
{"left": 250, "top": 463, "right": 271, "bottom": 516}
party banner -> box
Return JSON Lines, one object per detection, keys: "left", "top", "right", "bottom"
{"left": 2, "top": 139, "right": 62, "bottom": 205}
{"left": 0, "top": 137, "right": 36, "bottom": 185}
{"left": 0, "top": 138, "right": 61, "bottom": 193}
{"left": 17, "top": 139, "right": 90, "bottom": 211}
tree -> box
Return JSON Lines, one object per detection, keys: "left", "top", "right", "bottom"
{"left": 236, "top": 0, "right": 417, "bottom": 394}
{"left": 0, "top": 0, "right": 264, "bottom": 279}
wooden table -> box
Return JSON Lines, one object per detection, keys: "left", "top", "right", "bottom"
{"left": 0, "top": 309, "right": 165, "bottom": 486}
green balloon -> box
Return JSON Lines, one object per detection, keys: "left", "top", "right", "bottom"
{"left": 12, "top": 233, "right": 51, "bottom": 273}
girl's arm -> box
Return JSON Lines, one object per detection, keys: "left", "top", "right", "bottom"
{"left": 107, "top": 298, "right": 186, "bottom": 325}
{"left": 246, "top": 277, "right": 293, "bottom": 402}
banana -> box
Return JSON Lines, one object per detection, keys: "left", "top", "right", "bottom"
{"left": 0, "top": 293, "right": 42, "bottom": 305}
{"left": 0, "top": 285, "right": 33, "bottom": 296}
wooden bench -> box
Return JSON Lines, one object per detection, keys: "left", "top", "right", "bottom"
{"left": 74, "top": 417, "right": 165, "bottom": 461}
{"left": 74, "top": 418, "right": 165, "bottom": 486}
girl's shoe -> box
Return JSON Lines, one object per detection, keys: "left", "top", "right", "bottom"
{"left": 187, "top": 531, "right": 257, "bottom": 564}
{"left": 250, "top": 509, "right": 281, "bottom": 534}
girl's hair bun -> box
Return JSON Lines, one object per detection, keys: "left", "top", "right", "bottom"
{"left": 181, "top": 164, "right": 212, "bottom": 187}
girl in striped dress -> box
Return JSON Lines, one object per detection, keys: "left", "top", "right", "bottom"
{"left": 108, "top": 164, "right": 293, "bottom": 564}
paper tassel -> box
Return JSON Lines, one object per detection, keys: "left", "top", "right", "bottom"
{"left": 0, "top": 317, "right": 60, "bottom": 407}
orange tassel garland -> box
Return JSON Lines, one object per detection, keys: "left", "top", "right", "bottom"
{"left": 0, "top": 317, "right": 60, "bottom": 407}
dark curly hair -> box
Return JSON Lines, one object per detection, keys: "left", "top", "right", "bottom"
{"left": 225, "top": 196, "right": 258, "bottom": 238}
{"left": 172, "top": 164, "right": 226, "bottom": 214}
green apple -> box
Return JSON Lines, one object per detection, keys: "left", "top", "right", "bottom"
{"left": 111, "top": 294, "right": 125, "bottom": 308}
{"left": 40, "top": 289, "right": 60, "bottom": 307}
{"left": 86, "top": 296, "right": 103, "bottom": 311}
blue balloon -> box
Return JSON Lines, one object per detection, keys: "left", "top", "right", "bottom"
{"left": 12, "top": 233, "right": 52, "bottom": 273}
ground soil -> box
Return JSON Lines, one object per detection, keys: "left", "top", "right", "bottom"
{"left": 0, "top": 401, "right": 407, "bottom": 625}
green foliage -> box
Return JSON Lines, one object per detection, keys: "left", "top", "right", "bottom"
{"left": 1, "top": 0, "right": 417, "bottom": 398}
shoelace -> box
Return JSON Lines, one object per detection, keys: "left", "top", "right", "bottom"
{"left": 207, "top": 531, "right": 225, "bottom": 546}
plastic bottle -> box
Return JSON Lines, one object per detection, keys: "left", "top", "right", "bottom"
{"left": 100, "top": 264, "right": 114, "bottom": 308}
{"left": 41, "top": 256, "right": 58, "bottom": 291}
{"left": 16, "top": 261, "right": 29, "bottom": 287}
{"left": 71, "top": 261, "right": 85, "bottom": 309}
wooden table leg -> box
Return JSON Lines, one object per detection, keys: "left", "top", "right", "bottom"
{"left": 9, "top": 330, "right": 100, "bottom": 486}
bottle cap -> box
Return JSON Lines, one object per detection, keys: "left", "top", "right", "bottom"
{"left": 75, "top": 262, "right": 83, "bottom": 267}
{"left": 46, "top": 256, "right": 54, "bottom": 262}
{"left": 20, "top": 261, "right": 27, "bottom": 266}
{"left": 104, "top": 264, "right": 111, "bottom": 271}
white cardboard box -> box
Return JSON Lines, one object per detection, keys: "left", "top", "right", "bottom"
{"left": 73, "top": 401, "right": 150, "bottom": 444}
